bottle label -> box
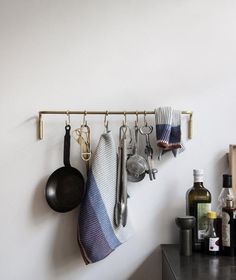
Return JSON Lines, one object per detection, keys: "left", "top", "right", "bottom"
{"left": 197, "top": 203, "right": 211, "bottom": 240}
{"left": 222, "top": 211, "right": 230, "bottom": 247}
{"left": 209, "top": 237, "right": 219, "bottom": 251}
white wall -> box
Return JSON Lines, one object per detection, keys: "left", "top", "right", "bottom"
{"left": 1, "top": 0, "right": 236, "bottom": 279}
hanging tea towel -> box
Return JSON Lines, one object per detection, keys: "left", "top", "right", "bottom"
{"left": 155, "top": 107, "right": 183, "bottom": 159}
{"left": 78, "top": 131, "right": 133, "bottom": 264}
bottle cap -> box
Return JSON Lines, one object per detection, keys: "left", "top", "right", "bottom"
{"left": 223, "top": 174, "right": 232, "bottom": 188}
{"left": 193, "top": 169, "right": 204, "bottom": 182}
{"left": 207, "top": 211, "right": 217, "bottom": 219}
{"left": 193, "top": 169, "right": 204, "bottom": 176}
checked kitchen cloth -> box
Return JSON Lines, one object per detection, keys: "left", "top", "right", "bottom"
{"left": 78, "top": 131, "right": 133, "bottom": 264}
{"left": 155, "top": 107, "right": 183, "bottom": 159}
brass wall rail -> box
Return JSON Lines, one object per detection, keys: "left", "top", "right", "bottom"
{"left": 38, "top": 110, "right": 193, "bottom": 140}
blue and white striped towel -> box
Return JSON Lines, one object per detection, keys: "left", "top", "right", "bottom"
{"left": 155, "top": 107, "right": 183, "bottom": 159}
{"left": 155, "top": 107, "right": 173, "bottom": 147}
{"left": 78, "top": 131, "right": 133, "bottom": 264}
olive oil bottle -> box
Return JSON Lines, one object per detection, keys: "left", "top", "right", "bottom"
{"left": 186, "top": 169, "right": 211, "bottom": 251}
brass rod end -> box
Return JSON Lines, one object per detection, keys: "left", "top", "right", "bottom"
{"left": 39, "top": 114, "right": 43, "bottom": 140}
{"left": 188, "top": 113, "right": 193, "bottom": 139}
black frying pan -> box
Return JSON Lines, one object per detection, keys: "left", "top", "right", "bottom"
{"left": 45, "top": 125, "right": 85, "bottom": 213}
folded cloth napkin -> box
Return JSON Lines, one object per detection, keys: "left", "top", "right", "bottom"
{"left": 155, "top": 107, "right": 183, "bottom": 159}
{"left": 78, "top": 131, "right": 133, "bottom": 264}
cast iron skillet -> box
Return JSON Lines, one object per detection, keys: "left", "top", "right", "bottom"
{"left": 45, "top": 125, "right": 85, "bottom": 213}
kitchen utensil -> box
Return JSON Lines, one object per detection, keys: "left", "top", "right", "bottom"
{"left": 114, "top": 139, "right": 122, "bottom": 227}
{"left": 45, "top": 125, "right": 85, "bottom": 213}
{"left": 175, "top": 216, "right": 196, "bottom": 256}
{"left": 121, "top": 130, "right": 128, "bottom": 226}
{"left": 73, "top": 123, "right": 91, "bottom": 173}
{"left": 127, "top": 123, "right": 147, "bottom": 182}
{"left": 127, "top": 171, "right": 146, "bottom": 183}
{"left": 139, "top": 124, "right": 158, "bottom": 180}
{"left": 115, "top": 124, "right": 129, "bottom": 227}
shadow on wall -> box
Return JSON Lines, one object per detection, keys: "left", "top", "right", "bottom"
{"left": 31, "top": 176, "right": 54, "bottom": 225}
{"left": 49, "top": 209, "right": 85, "bottom": 275}
{"left": 31, "top": 177, "right": 84, "bottom": 276}
{"left": 128, "top": 246, "right": 162, "bottom": 280}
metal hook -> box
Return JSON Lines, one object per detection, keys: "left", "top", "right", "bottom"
{"left": 66, "top": 110, "right": 71, "bottom": 125}
{"left": 143, "top": 111, "right": 147, "bottom": 126}
{"left": 135, "top": 111, "right": 139, "bottom": 127}
{"left": 123, "top": 111, "right": 127, "bottom": 126}
{"left": 104, "top": 110, "right": 109, "bottom": 132}
{"left": 82, "top": 110, "right": 87, "bottom": 126}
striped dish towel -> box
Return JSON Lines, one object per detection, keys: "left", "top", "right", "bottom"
{"left": 155, "top": 107, "right": 183, "bottom": 158}
{"left": 78, "top": 131, "right": 133, "bottom": 264}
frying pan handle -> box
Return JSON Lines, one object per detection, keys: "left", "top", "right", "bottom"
{"left": 64, "top": 125, "right": 71, "bottom": 167}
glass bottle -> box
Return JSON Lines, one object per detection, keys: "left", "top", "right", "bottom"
{"left": 186, "top": 169, "right": 211, "bottom": 251}
{"left": 215, "top": 174, "right": 233, "bottom": 252}
{"left": 222, "top": 195, "right": 236, "bottom": 256}
{"left": 204, "top": 211, "right": 220, "bottom": 255}
{"left": 216, "top": 174, "right": 234, "bottom": 217}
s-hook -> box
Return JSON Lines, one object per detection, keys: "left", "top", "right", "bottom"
{"left": 104, "top": 111, "right": 109, "bottom": 132}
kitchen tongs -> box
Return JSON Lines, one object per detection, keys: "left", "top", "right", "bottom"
{"left": 114, "top": 124, "right": 130, "bottom": 227}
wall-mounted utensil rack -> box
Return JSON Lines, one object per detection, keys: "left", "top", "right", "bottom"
{"left": 38, "top": 110, "right": 193, "bottom": 140}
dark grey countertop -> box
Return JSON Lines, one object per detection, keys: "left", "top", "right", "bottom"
{"left": 161, "top": 244, "right": 236, "bottom": 280}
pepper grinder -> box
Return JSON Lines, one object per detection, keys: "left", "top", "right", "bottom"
{"left": 175, "top": 216, "right": 196, "bottom": 256}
